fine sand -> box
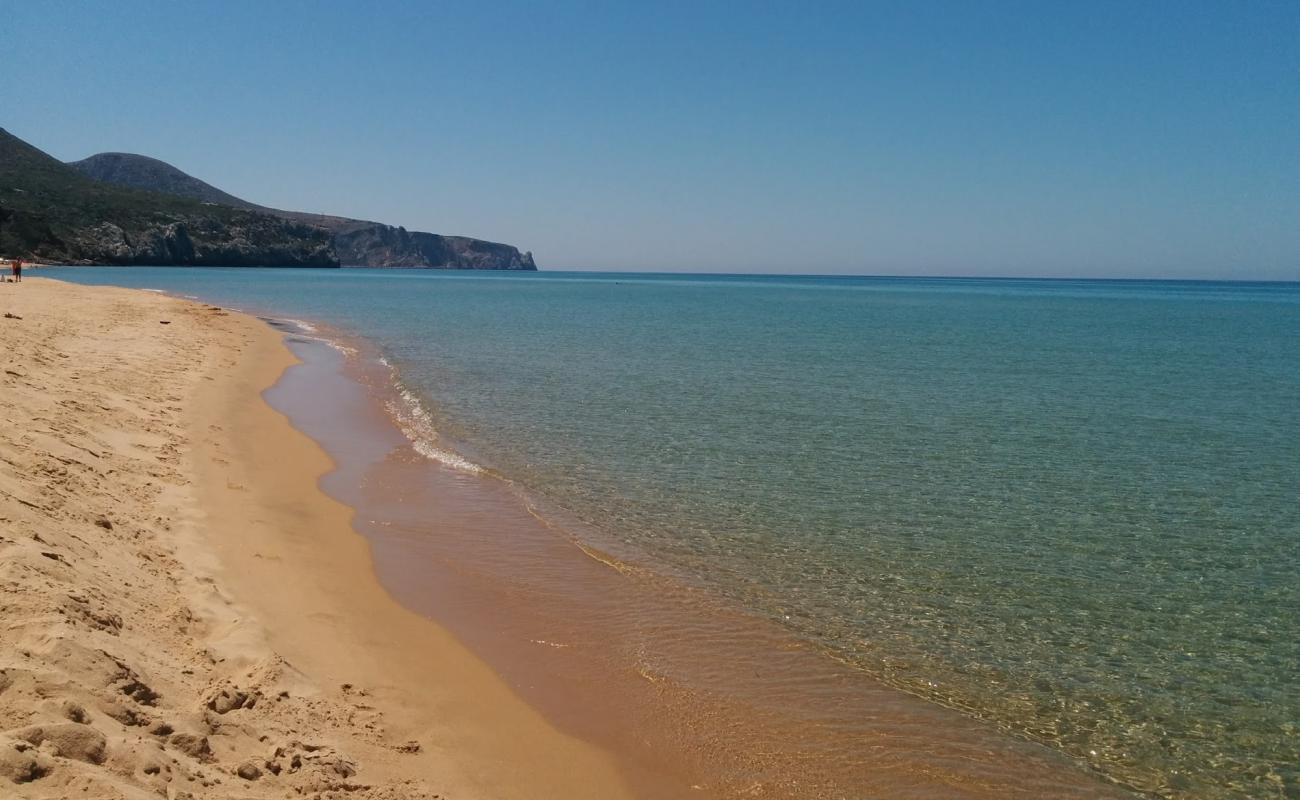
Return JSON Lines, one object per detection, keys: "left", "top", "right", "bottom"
{"left": 0, "top": 278, "right": 637, "bottom": 799}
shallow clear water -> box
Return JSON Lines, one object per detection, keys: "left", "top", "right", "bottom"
{"left": 45, "top": 268, "right": 1300, "bottom": 797}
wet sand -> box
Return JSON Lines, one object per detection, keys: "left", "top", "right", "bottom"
{"left": 0, "top": 278, "right": 638, "bottom": 799}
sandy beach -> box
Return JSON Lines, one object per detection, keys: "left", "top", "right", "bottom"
{"left": 0, "top": 278, "right": 637, "bottom": 799}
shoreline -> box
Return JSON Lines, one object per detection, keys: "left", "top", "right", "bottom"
{"left": 1, "top": 276, "right": 1136, "bottom": 799}
{"left": 0, "top": 278, "right": 638, "bottom": 798}
{"left": 246, "top": 300, "right": 1137, "bottom": 796}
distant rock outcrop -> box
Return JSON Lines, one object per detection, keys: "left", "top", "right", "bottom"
{"left": 70, "top": 151, "right": 537, "bottom": 270}
{"left": 331, "top": 222, "right": 536, "bottom": 270}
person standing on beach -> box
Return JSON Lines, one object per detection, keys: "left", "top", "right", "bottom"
{"left": 11, "top": 258, "right": 21, "bottom": 283}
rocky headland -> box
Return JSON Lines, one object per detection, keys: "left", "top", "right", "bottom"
{"left": 0, "top": 129, "right": 536, "bottom": 269}
{"left": 69, "top": 151, "right": 536, "bottom": 270}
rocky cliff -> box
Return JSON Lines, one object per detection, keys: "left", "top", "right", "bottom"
{"left": 70, "top": 151, "right": 536, "bottom": 270}
{"left": 62, "top": 217, "right": 339, "bottom": 267}
{"left": 330, "top": 222, "right": 535, "bottom": 269}
{"left": 1, "top": 130, "right": 337, "bottom": 266}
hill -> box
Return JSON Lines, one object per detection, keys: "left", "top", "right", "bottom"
{"left": 70, "top": 152, "right": 536, "bottom": 270}
{"left": 0, "top": 129, "right": 336, "bottom": 266}
{"left": 69, "top": 152, "right": 258, "bottom": 209}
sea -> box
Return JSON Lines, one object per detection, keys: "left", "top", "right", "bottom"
{"left": 43, "top": 267, "right": 1300, "bottom": 798}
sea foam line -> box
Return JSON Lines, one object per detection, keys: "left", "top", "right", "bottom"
{"left": 282, "top": 318, "right": 317, "bottom": 332}
{"left": 300, "top": 334, "right": 357, "bottom": 356}
{"left": 379, "top": 365, "right": 484, "bottom": 475}
{"left": 277, "top": 315, "right": 483, "bottom": 475}
{"left": 270, "top": 316, "right": 356, "bottom": 355}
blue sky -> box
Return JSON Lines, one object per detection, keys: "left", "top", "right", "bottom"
{"left": 4, "top": 1, "right": 1298, "bottom": 278}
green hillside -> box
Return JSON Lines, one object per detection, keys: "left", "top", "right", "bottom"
{"left": 0, "top": 128, "right": 336, "bottom": 266}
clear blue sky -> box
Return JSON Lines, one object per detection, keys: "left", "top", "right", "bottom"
{"left": 4, "top": 0, "right": 1298, "bottom": 278}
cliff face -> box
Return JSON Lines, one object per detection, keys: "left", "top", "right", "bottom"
{"left": 68, "top": 217, "right": 337, "bottom": 267}
{"left": 68, "top": 151, "right": 537, "bottom": 270}
{"left": 0, "top": 130, "right": 337, "bottom": 267}
{"left": 332, "top": 222, "right": 536, "bottom": 269}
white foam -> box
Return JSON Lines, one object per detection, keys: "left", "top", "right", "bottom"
{"left": 411, "top": 438, "right": 486, "bottom": 475}
{"left": 283, "top": 324, "right": 357, "bottom": 356}
{"left": 384, "top": 386, "right": 484, "bottom": 475}
{"left": 315, "top": 337, "right": 357, "bottom": 356}
{"left": 280, "top": 322, "right": 482, "bottom": 476}
{"left": 281, "top": 318, "right": 318, "bottom": 333}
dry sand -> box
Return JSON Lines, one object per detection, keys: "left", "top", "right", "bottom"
{"left": 0, "top": 278, "right": 637, "bottom": 799}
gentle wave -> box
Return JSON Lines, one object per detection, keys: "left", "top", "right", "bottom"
{"left": 282, "top": 317, "right": 318, "bottom": 332}
{"left": 303, "top": 335, "right": 357, "bottom": 356}
{"left": 276, "top": 316, "right": 483, "bottom": 474}
{"left": 380, "top": 366, "right": 485, "bottom": 475}
{"left": 271, "top": 317, "right": 358, "bottom": 356}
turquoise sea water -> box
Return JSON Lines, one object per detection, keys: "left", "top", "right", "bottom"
{"left": 45, "top": 268, "right": 1300, "bottom": 797}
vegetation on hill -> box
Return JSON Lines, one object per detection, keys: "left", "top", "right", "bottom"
{"left": 0, "top": 129, "right": 336, "bottom": 266}
{"left": 69, "top": 149, "right": 536, "bottom": 269}
{"left": 69, "top": 152, "right": 258, "bottom": 210}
